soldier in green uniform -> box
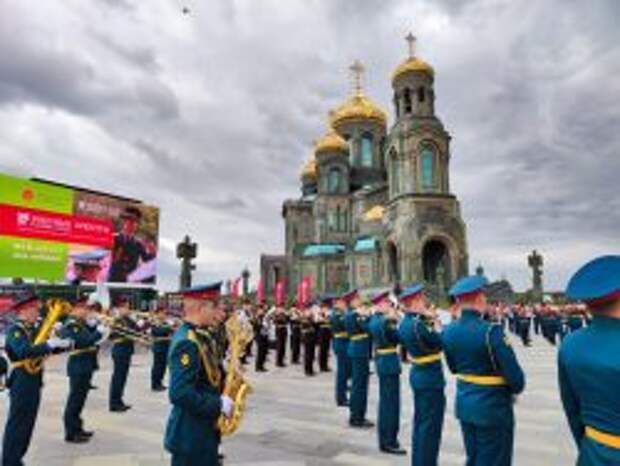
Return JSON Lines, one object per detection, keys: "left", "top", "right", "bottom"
{"left": 344, "top": 290, "right": 374, "bottom": 428}
{"left": 560, "top": 255, "right": 620, "bottom": 465}
{"left": 109, "top": 296, "right": 139, "bottom": 412}
{"left": 442, "top": 276, "right": 525, "bottom": 466}
{"left": 398, "top": 284, "right": 445, "bottom": 466}
{"left": 1, "top": 294, "right": 72, "bottom": 466}
{"left": 329, "top": 295, "right": 351, "bottom": 407}
{"left": 151, "top": 307, "right": 175, "bottom": 391}
{"left": 164, "top": 283, "right": 234, "bottom": 466}
{"left": 59, "top": 296, "right": 110, "bottom": 443}
{"left": 368, "top": 291, "right": 405, "bottom": 455}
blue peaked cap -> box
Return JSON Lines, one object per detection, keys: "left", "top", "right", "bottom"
{"left": 566, "top": 255, "right": 620, "bottom": 303}
{"left": 399, "top": 283, "right": 425, "bottom": 300}
{"left": 449, "top": 275, "right": 488, "bottom": 298}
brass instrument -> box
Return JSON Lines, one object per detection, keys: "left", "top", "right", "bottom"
{"left": 22, "top": 299, "right": 71, "bottom": 375}
{"left": 218, "top": 313, "right": 254, "bottom": 436}
{"left": 97, "top": 314, "right": 153, "bottom": 345}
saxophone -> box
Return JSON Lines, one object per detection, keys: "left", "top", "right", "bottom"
{"left": 23, "top": 299, "right": 71, "bottom": 375}
{"left": 217, "top": 312, "right": 254, "bottom": 436}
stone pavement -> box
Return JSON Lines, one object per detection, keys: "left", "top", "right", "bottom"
{"left": 0, "top": 336, "right": 577, "bottom": 465}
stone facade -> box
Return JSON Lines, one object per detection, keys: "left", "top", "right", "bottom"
{"left": 261, "top": 38, "right": 468, "bottom": 301}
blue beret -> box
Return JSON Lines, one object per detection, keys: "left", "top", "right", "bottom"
{"left": 566, "top": 255, "right": 620, "bottom": 304}
{"left": 449, "top": 275, "right": 489, "bottom": 298}
{"left": 371, "top": 291, "right": 390, "bottom": 305}
{"left": 400, "top": 283, "right": 425, "bottom": 300}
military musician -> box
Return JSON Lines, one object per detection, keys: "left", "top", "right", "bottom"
{"left": 164, "top": 283, "right": 234, "bottom": 466}
{"left": 560, "top": 255, "right": 620, "bottom": 465}
{"left": 59, "top": 296, "right": 110, "bottom": 443}
{"left": 442, "top": 275, "right": 525, "bottom": 466}
{"left": 151, "top": 307, "right": 175, "bottom": 391}
{"left": 1, "top": 294, "right": 72, "bottom": 466}
{"left": 368, "top": 291, "right": 405, "bottom": 455}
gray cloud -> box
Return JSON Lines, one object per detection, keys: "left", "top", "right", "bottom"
{"left": 0, "top": 0, "right": 617, "bottom": 291}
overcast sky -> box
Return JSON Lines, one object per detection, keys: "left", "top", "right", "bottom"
{"left": 0, "top": 0, "right": 618, "bottom": 292}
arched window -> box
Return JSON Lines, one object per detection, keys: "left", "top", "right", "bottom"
{"left": 361, "top": 134, "right": 373, "bottom": 167}
{"left": 420, "top": 147, "right": 435, "bottom": 189}
{"left": 417, "top": 86, "right": 425, "bottom": 103}
{"left": 403, "top": 88, "right": 412, "bottom": 114}
{"left": 328, "top": 168, "right": 341, "bottom": 193}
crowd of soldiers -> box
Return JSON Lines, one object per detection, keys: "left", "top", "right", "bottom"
{"left": 0, "top": 254, "right": 618, "bottom": 466}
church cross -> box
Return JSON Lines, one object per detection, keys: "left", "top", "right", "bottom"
{"left": 349, "top": 59, "right": 365, "bottom": 95}
{"left": 405, "top": 32, "right": 417, "bottom": 57}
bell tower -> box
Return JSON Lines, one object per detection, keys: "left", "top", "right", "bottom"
{"left": 384, "top": 32, "right": 468, "bottom": 294}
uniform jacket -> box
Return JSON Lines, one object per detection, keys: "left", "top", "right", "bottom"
{"left": 368, "top": 313, "right": 401, "bottom": 376}
{"left": 151, "top": 323, "right": 174, "bottom": 353}
{"left": 398, "top": 312, "right": 445, "bottom": 390}
{"left": 344, "top": 309, "right": 370, "bottom": 359}
{"left": 111, "top": 316, "right": 136, "bottom": 358}
{"left": 59, "top": 317, "right": 101, "bottom": 376}
{"left": 442, "top": 309, "right": 525, "bottom": 427}
{"left": 4, "top": 320, "right": 51, "bottom": 388}
{"left": 164, "top": 322, "right": 222, "bottom": 456}
{"left": 329, "top": 309, "right": 349, "bottom": 355}
{"left": 559, "top": 316, "right": 620, "bottom": 464}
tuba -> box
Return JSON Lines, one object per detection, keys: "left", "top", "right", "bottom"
{"left": 23, "top": 299, "right": 71, "bottom": 375}
{"left": 217, "top": 312, "right": 254, "bottom": 436}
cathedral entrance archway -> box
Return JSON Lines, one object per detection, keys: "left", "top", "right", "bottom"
{"left": 387, "top": 241, "right": 400, "bottom": 284}
{"left": 422, "top": 240, "right": 450, "bottom": 292}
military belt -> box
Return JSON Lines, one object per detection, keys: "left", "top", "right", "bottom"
{"left": 376, "top": 347, "right": 397, "bottom": 355}
{"left": 409, "top": 352, "right": 443, "bottom": 365}
{"left": 456, "top": 374, "right": 507, "bottom": 386}
{"left": 350, "top": 334, "right": 368, "bottom": 341}
{"left": 69, "top": 347, "right": 97, "bottom": 357}
{"left": 111, "top": 338, "right": 130, "bottom": 344}
{"left": 320, "top": 324, "right": 331, "bottom": 329}
{"left": 333, "top": 332, "right": 349, "bottom": 339}
{"left": 586, "top": 426, "right": 620, "bottom": 449}
{"left": 152, "top": 337, "right": 171, "bottom": 342}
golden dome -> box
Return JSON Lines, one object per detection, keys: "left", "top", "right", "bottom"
{"left": 362, "top": 205, "right": 385, "bottom": 222}
{"left": 392, "top": 56, "right": 435, "bottom": 82}
{"left": 300, "top": 157, "right": 317, "bottom": 179}
{"left": 315, "top": 128, "right": 349, "bottom": 155}
{"left": 329, "top": 92, "right": 388, "bottom": 128}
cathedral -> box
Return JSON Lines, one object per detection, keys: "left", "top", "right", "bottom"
{"left": 260, "top": 34, "right": 468, "bottom": 300}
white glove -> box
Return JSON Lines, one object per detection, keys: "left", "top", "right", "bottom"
{"left": 53, "top": 322, "right": 63, "bottom": 332}
{"left": 137, "top": 319, "right": 146, "bottom": 329}
{"left": 220, "top": 396, "right": 234, "bottom": 418}
{"left": 96, "top": 325, "right": 111, "bottom": 342}
{"left": 87, "top": 317, "right": 98, "bottom": 327}
{"left": 47, "top": 337, "right": 73, "bottom": 350}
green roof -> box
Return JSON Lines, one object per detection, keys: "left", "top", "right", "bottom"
{"left": 354, "top": 237, "right": 378, "bottom": 252}
{"left": 303, "top": 244, "right": 346, "bottom": 257}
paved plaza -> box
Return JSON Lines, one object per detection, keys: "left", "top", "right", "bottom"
{"left": 0, "top": 336, "right": 577, "bottom": 466}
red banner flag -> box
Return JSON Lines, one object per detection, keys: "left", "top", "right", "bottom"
{"left": 257, "top": 278, "right": 264, "bottom": 304}
{"left": 275, "top": 280, "right": 285, "bottom": 306}
{"left": 302, "top": 276, "right": 312, "bottom": 306}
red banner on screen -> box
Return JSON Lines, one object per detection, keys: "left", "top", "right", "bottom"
{"left": 0, "top": 203, "right": 114, "bottom": 247}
